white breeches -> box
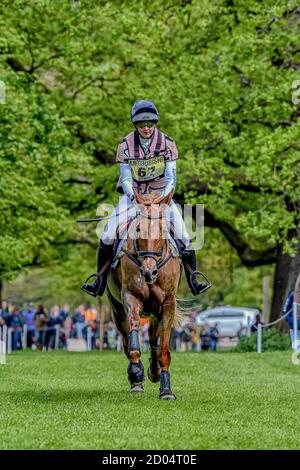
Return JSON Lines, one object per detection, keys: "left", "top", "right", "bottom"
{"left": 101, "top": 195, "right": 191, "bottom": 249}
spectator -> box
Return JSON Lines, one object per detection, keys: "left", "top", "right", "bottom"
{"left": 72, "top": 305, "right": 86, "bottom": 338}
{"left": 84, "top": 306, "right": 98, "bottom": 349}
{"left": 8, "top": 305, "right": 23, "bottom": 351}
{"left": 106, "top": 321, "right": 117, "bottom": 349}
{"left": 200, "top": 323, "right": 211, "bottom": 351}
{"left": 191, "top": 323, "right": 201, "bottom": 352}
{"left": 60, "top": 304, "right": 70, "bottom": 323}
{"left": 251, "top": 314, "right": 265, "bottom": 333}
{"left": 181, "top": 322, "right": 194, "bottom": 351}
{"left": 45, "top": 305, "right": 61, "bottom": 350}
{"left": 34, "top": 305, "right": 48, "bottom": 350}
{"left": 0, "top": 301, "right": 10, "bottom": 326}
{"left": 174, "top": 325, "right": 184, "bottom": 352}
{"left": 64, "top": 316, "right": 73, "bottom": 339}
{"left": 209, "top": 323, "right": 220, "bottom": 352}
{"left": 23, "top": 302, "right": 36, "bottom": 348}
{"left": 283, "top": 290, "right": 300, "bottom": 348}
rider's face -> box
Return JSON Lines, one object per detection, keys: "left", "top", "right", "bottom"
{"left": 135, "top": 122, "right": 156, "bottom": 139}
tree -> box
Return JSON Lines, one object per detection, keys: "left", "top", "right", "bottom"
{"left": 1, "top": 0, "right": 299, "bottom": 318}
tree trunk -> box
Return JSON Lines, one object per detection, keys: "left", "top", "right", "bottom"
{"left": 270, "top": 241, "right": 300, "bottom": 322}
{"left": 262, "top": 276, "right": 270, "bottom": 322}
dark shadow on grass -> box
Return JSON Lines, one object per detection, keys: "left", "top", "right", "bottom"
{"left": 7, "top": 388, "right": 160, "bottom": 404}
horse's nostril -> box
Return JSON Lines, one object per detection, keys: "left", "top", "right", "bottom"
{"left": 152, "top": 270, "right": 158, "bottom": 277}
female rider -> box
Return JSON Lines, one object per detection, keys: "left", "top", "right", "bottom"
{"left": 81, "top": 100, "right": 209, "bottom": 297}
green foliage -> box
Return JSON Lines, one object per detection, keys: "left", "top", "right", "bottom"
{"left": 1, "top": 0, "right": 299, "bottom": 297}
{"left": 236, "top": 328, "right": 291, "bottom": 352}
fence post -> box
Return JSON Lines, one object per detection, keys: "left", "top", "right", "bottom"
{"left": 87, "top": 327, "right": 92, "bottom": 351}
{"left": 54, "top": 327, "right": 60, "bottom": 350}
{"left": 293, "top": 302, "right": 298, "bottom": 350}
{"left": 257, "top": 323, "right": 262, "bottom": 353}
{"left": 7, "top": 328, "right": 12, "bottom": 354}
{"left": 262, "top": 276, "right": 270, "bottom": 322}
{"left": 0, "top": 326, "right": 6, "bottom": 365}
{"left": 3, "top": 325, "right": 7, "bottom": 353}
{"left": 22, "top": 325, "right": 27, "bottom": 350}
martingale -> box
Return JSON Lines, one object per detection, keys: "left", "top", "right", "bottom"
{"left": 128, "top": 155, "right": 165, "bottom": 182}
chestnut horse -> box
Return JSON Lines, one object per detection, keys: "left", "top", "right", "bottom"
{"left": 106, "top": 190, "right": 181, "bottom": 399}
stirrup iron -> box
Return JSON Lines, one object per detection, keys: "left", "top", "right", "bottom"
{"left": 190, "top": 271, "right": 212, "bottom": 295}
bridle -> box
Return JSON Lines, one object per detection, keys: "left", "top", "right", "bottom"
{"left": 122, "top": 205, "right": 172, "bottom": 272}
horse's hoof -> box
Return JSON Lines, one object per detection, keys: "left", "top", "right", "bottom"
{"left": 147, "top": 367, "right": 160, "bottom": 383}
{"left": 159, "top": 392, "right": 176, "bottom": 400}
{"left": 130, "top": 384, "right": 144, "bottom": 393}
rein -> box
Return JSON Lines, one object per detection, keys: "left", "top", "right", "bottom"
{"left": 77, "top": 200, "right": 174, "bottom": 271}
{"left": 76, "top": 206, "right": 164, "bottom": 224}
{"left": 77, "top": 207, "right": 131, "bottom": 223}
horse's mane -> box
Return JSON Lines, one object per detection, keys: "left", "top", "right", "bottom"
{"left": 137, "top": 191, "right": 165, "bottom": 206}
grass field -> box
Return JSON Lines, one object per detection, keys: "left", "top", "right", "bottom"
{"left": 1, "top": 349, "right": 300, "bottom": 450}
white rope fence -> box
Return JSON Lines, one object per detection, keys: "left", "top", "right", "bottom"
{"left": 254, "top": 303, "right": 299, "bottom": 353}
{"left": 0, "top": 325, "right": 94, "bottom": 360}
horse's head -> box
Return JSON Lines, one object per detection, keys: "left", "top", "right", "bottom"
{"left": 133, "top": 189, "right": 174, "bottom": 284}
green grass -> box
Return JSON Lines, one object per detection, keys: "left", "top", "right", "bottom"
{"left": 1, "top": 349, "right": 300, "bottom": 450}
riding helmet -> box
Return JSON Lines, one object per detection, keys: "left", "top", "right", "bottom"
{"left": 130, "top": 100, "right": 159, "bottom": 123}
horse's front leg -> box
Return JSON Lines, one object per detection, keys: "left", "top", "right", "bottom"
{"left": 123, "top": 291, "right": 145, "bottom": 393}
{"left": 157, "top": 295, "right": 176, "bottom": 400}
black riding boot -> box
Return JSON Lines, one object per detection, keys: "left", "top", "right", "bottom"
{"left": 181, "top": 249, "right": 211, "bottom": 296}
{"left": 81, "top": 241, "right": 114, "bottom": 297}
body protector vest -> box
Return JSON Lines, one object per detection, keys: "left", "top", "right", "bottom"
{"left": 116, "top": 128, "right": 178, "bottom": 195}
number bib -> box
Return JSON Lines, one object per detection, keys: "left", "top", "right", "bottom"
{"left": 128, "top": 155, "right": 165, "bottom": 182}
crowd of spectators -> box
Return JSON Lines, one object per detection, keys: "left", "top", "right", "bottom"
{"left": 173, "top": 321, "right": 220, "bottom": 352}
{"left": 0, "top": 301, "right": 99, "bottom": 351}
{"left": 0, "top": 300, "right": 221, "bottom": 352}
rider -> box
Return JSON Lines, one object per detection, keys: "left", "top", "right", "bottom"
{"left": 81, "top": 100, "right": 208, "bottom": 297}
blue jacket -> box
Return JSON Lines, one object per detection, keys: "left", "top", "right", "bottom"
{"left": 23, "top": 309, "right": 36, "bottom": 331}
{"left": 8, "top": 312, "right": 23, "bottom": 329}
{"left": 283, "top": 291, "right": 300, "bottom": 329}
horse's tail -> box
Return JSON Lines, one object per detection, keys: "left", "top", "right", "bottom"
{"left": 173, "top": 300, "right": 190, "bottom": 328}
{"left": 174, "top": 296, "right": 205, "bottom": 327}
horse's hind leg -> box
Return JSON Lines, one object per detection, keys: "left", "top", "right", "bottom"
{"left": 157, "top": 295, "right": 176, "bottom": 400}
{"left": 147, "top": 317, "right": 160, "bottom": 383}
{"left": 123, "top": 292, "right": 145, "bottom": 393}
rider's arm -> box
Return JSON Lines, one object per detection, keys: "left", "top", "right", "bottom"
{"left": 163, "top": 160, "right": 176, "bottom": 196}
{"left": 120, "top": 163, "right": 134, "bottom": 200}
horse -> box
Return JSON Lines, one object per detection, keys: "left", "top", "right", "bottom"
{"left": 106, "top": 190, "right": 181, "bottom": 399}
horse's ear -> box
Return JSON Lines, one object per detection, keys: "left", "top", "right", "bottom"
{"left": 134, "top": 190, "right": 143, "bottom": 204}
{"left": 159, "top": 189, "right": 174, "bottom": 206}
